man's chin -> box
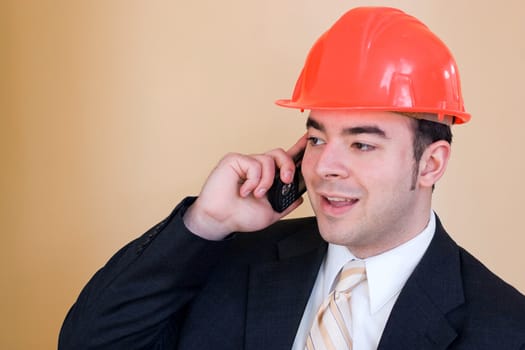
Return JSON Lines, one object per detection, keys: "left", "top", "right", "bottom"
{"left": 316, "top": 220, "right": 354, "bottom": 246}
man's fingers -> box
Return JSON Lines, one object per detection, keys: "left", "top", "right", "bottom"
{"left": 265, "top": 148, "right": 295, "bottom": 184}
{"left": 269, "top": 134, "right": 309, "bottom": 184}
{"left": 222, "top": 137, "right": 307, "bottom": 200}
{"left": 228, "top": 154, "right": 277, "bottom": 198}
{"left": 219, "top": 153, "right": 262, "bottom": 197}
{"left": 287, "top": 133, "right": 308, "bottom": 160}
{"left": 250, "top": 154, "right": 278, "bottom": 198}
{"left": 237, "top": 161, "right": 263, "bottom": 197}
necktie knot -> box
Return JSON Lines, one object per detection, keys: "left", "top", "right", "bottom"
{"left": 305, "top": 260, "right": 367, "bottom": 350}
{"left": 334, "top": 260, "right": 366, "bottom": 293}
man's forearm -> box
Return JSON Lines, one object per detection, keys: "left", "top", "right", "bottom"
{"left": 58, "top": 197, "right": 230, "bottom": 349}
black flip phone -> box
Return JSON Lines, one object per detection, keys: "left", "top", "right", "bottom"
{"left": 267, "top": 151, "right": 306, "bottom": 213}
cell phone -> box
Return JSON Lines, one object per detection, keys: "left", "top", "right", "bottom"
{"left": 267, "top": 150, "right": 307, "bottom": 213}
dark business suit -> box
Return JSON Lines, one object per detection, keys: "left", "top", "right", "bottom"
{"left": 59, "top": 197, "right": 525, "bottom": 349}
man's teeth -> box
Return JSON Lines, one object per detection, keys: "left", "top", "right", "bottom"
{"left": 326, "top": 197, "right": 352, "bottom": 202}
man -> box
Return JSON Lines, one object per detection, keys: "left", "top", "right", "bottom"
{"left": 59, "top": 7, "right": 525, "bottom": 349}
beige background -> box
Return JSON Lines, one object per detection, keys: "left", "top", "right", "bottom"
{"left": 2, "top": 0, "right": 524, "bottom": 348}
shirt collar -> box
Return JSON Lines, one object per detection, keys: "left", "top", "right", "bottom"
{"left": 324, "top": 211, "right": 436, "bottom": 314}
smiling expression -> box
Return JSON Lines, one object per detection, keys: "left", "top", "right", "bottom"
{"left": 302, "top": 110, "right": 434, "bottom": 258}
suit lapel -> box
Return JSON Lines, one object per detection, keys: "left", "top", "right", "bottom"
{"left": 378, "top": 217, "right": 465, "bottom": 349}
{"left": 244, "top": 222, "right": 327, "bottom": 350}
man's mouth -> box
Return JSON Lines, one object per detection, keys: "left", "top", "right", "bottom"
{"left": 323, "top": 196, "right": 359, "bottom": 208}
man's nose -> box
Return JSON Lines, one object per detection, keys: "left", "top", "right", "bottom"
{"left": 314, "top": 144, "right": 350, "bottom": 179}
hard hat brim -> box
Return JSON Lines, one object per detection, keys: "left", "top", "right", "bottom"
{"left": 275, "top": 99, "right": 471, "bottom": 125}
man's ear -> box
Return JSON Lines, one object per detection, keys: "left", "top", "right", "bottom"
{"left": 417, "top": 140, "right": 451, "bottom": 188}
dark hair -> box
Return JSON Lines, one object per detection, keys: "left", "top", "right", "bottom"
{"left": 397, "top": 112, "right": 453, "bottom": 190}
{"left": 412, "top": 117, "right": 452, "bottom": 162}
{"left": 395, "top": 112, "right": 452, "bottom": 161}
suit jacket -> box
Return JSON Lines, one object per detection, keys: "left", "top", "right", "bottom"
{"left": 59, "top": 197, "right": 525, "bottom": 349}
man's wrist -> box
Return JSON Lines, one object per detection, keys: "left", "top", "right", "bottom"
{"left": 182, "top": 201, "right": 232, "bottom": 241}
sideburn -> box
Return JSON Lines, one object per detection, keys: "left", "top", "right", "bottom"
{"left": 410, "top": 160, "right": 419, "bottom": 191}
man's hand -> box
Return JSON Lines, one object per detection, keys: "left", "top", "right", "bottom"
{"left": 183, "top": 135, "right": 307, "bottom": 240}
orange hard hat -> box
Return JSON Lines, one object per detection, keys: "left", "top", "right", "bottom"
{"left": 276, "top": 7, "right": 471, "bottom": 124}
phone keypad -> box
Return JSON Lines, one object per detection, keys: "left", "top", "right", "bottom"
{"left": 279, "top": 182, "right": 297, "bottom": 209}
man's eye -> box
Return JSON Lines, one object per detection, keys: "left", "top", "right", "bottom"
{"left": 307, "top": 137, "right": 325, "bottom": 146}
{"left": 353, "top": 142, "right": 375, "bottom": 151}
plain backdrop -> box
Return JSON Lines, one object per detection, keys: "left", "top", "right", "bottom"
{"left": 2, "top": 1, "right": 524, "bottom": 348}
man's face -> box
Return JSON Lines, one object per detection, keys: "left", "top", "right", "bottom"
{"left": 301, "top": 110, "right": 431, "bottom": 258}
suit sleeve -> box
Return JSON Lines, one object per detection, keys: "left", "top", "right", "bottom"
{"left": 58, "top": 197, "right": 230, "bottom": 349}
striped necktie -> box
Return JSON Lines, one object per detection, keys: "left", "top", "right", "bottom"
{"left": 306, "top": 260, "right": 367, "bottom": 350}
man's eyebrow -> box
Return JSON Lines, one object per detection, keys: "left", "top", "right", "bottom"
{"left": 344, "top": 126, "right": 388, "bottom": 138}
{"left": 306, "top": 117, "right": 324, "bottom": 131}
{"left": 306, "top": 116, "right": 388, "bottom": 138}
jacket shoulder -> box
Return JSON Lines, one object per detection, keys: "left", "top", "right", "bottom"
{"left": 456, "top": 246, "right": 525, "bottom": 342}
{"left": 225, "top": 216, "right": 322, "bottom": 262}
{"left": 458, "top": 246, "right": 525, "bottom": 309}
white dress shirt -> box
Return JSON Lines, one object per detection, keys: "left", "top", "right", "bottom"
{"left": 291, "top": 212, "right": 436, "bottom": 350}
